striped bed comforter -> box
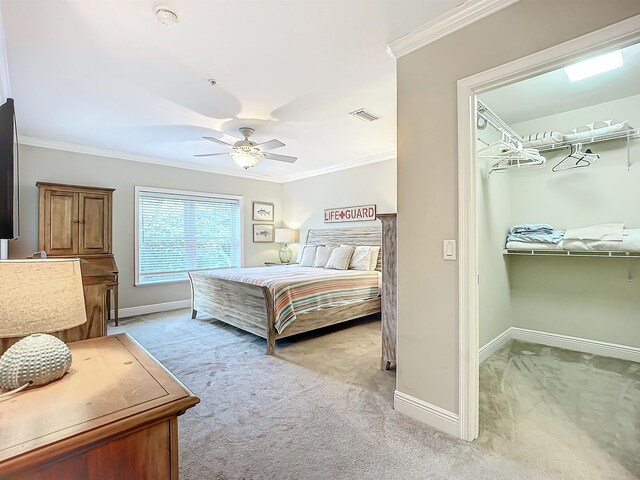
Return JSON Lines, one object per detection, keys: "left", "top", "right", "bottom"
{"left": 194, "top": 266, "right": 381, "bottom": 334}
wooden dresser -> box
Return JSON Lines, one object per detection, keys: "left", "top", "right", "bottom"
{"left": 37, "top": 182, "right": 119, "bottom": 325}
{"left": 0, "top": 334, "right": 200, "bottom": 480}
{"left": 377, "top": 213, "right": 397, "bottom": 370}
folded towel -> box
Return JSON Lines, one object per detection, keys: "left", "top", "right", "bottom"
{"left": 564, "top": 223, "right": 624, "bottom": 242}
{"left": 510, "top": 224, "right": 554, "bottom": 235}
{"left": 522, "top": 131, "right": 563, "bottom": 148}
{"left": 507, "top": 230, "right": 565, "bottom": 244}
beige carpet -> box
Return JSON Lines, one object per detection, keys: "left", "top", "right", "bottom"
{"left": 478, "top": 340, "right": 640, "bottom": 480}
{"left": 111, "top": 309, "right": 549, "bottom": 480}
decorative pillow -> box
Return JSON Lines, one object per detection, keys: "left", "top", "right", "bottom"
{"left": 340, "top": 245, "right": 380, "bottom": 271}
{"left": 348, "top": 246, "right": 381, "bottom": 271}
{"left": 367, "top": 246, "right": 381, "bottom": 271}
{"left": 324, "top": 246, "right": 355, "bottom": 270}
{"left": 313, "top": 245, "right": 337, "bottom": 268}
{"left": 298, "top": 245, "right": 317, "bottom": 267}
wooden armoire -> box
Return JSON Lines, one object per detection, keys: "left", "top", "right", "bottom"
{"left": 37, "top": 182, "right": 119, "bottom": 325}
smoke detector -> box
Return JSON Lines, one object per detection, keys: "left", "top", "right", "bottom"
{"left": 154, "top": 5, "right": 179, "bottom": 27}
{"left": 349, "top": 108, "right": 381, "bottom": 122}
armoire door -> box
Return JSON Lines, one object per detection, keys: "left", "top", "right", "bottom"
{"left": 78, "top": 192, "right": 111, "bottom": 255}
{"left": 43, "top": 190, "right": 77, "bottom": 255}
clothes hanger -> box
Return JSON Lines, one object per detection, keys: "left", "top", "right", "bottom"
{"left": 552, "top": 143, "right": 600, "bottom": 172}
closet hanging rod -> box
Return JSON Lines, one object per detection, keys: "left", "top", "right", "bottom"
{"left": 537, "top": 127, "right": 640, "bottom": 152}
{"left": 477, "top": 100, "right": 523, "bottom": 142}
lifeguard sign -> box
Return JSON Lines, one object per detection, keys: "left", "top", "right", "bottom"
{"left": 324, "top": 204, "right": 377, "bottom": 223}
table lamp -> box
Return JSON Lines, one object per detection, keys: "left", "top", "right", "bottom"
{"left": 274, "top": 228, "right": 299, "bottom": 264}
{"left": 0, "top": 259, "right": 87, "bottom": 395}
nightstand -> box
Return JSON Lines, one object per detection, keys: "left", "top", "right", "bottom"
{"left": 264, "top": 262, "right": 298, "bottom": 266}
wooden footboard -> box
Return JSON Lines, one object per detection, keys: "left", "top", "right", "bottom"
{"left": 189, "top": 272, "right": 278, "bottom": 353}
{"left": 189, "top": 272, "right": 380, "bottom": 354}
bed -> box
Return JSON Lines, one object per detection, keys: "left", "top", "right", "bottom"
{"left": 189, "top": 226, "right": 382, "bottom": 353}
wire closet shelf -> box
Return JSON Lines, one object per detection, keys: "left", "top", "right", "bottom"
{"left": 503, "top": 249, "right": 640, "bottom": 258}
{"left": 477, "top": 100, "right": 546, "bottom": 173}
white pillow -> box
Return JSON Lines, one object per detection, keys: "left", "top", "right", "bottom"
{"left": 340, "top": 245, "right": 380, "bottom": 271}
{"left": 298, "top": 245, "right": 317, "bottom": 267}
{"left": 324, "top": 246, "right": 355, "bottom": 270}
{"left": 313, "top": 245, "right": 336, "bottom": 268}
{"left": 368, "top": 246, "right": 381, "bottom": 271}
{"left": 351, "top": 246, "right": 381, "bottom": 271}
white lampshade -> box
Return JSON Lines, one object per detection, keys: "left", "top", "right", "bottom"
{"left": 0, "top": 259, "right": 87, "bottom": 337}
{"left": 231, "top": 151, "right": 261, "bottom": 170}
{"left": 275, "top": 228, "right": 299, "bottom": 244}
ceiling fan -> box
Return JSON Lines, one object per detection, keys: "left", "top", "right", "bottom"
{"left": 195, "top": 127, "right": 297, "bottom": 170}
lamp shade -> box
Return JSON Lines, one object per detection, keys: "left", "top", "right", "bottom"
{"left": 0, "top": 259, "right": 87, "bottom": 337}
{"left": 275, "top": 229, "right": 299, "bottom": 244}
{"left": 231, "top": 151, "right": 261, "bottom": 170}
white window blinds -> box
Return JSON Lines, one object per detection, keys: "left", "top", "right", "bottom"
{"left": 136, "top": 187, "right": 242, "bottom": 285}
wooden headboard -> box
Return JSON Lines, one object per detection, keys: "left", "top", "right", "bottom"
{"left": 306, "top": 226, "right": 382, "bottom": 270}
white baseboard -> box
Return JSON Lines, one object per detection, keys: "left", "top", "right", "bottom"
{"left": 113, "top": 299, "right": 191, "bottom": 319}
{"left": 394, "top": 390, "right": 459, "bottom": 437}
{"left": 480, "top": 327, "right": 640, "bottom": 364}
{"left": 511, "top": 327, "right": 640, "bottom": 364}
{"left": 479, "top": 327, "right": 512, "bottom": 363}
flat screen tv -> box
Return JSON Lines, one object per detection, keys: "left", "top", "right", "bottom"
{"left": 0, "top": 98, "right": 18, "bottom": 240}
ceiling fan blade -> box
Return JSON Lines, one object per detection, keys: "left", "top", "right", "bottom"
{"left": 194, "top": 152, "right": 230, "bottom": 157}
{"left": 258, "top": 139, "right": 285, "bottom": 150}
{"left": 264, "top": 152, "right": 297, "bottom": 163}
{"left": 202, "top": 136, "right": 235, "bottom": 148}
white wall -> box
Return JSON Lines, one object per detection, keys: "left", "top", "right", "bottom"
{"left": 10, "top": 145, "right": 283, "bottom": 309}
{"left": 397, "top": 0, "right": 640, "bottom": 416}
{"left": 501, "top": 94, "right": 640, "bottom": 347}
{"left": 282, "top": 159, "right": 397, "bottom": 256}
{"left": 477, "top": 129, "right": 512, "bottom": 347}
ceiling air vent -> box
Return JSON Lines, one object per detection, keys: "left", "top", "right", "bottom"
{"left": 349, "top": 108, "right": 381, "bottom": 122}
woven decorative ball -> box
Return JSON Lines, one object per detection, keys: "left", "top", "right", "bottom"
{"left": 0, "top": 334, "right": 72, "bottom": 390}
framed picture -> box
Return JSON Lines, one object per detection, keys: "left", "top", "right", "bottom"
{"left": 252, "top": 201, "right": 274, "bottom": 222}
{"left": 253, "top": 224, "right": 274, "bottom": 243}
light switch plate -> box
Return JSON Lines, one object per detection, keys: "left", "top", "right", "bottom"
{"left": 443, "top": 240, "right": 456, "bottom": 260}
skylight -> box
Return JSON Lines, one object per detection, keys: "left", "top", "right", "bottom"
{"left": 564, "top": 50, "right": 624, "bottom": 82}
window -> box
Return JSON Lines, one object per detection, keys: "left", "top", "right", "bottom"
{"left": 135, "top": 186, "right": 242, "bottom": 285}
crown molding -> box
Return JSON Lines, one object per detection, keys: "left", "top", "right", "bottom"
{"left": 19, "top": 135, "right": 396, "bottom": 184}
{"left": 281, "top": 151, "right": 396, "bottom": 183}
{"left": 18, "top": 135, "right": 284, "bottom": 183}
{"left": 386, "top": 0, "right": 520, "bottom": 59}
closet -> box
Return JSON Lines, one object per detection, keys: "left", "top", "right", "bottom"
{"left": 474, "top": 42, "right": 640, "bottom": 478}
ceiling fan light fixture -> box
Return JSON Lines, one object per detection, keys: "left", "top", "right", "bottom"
{"left": 231, "top": 151, "right": 261, "bottom": 170}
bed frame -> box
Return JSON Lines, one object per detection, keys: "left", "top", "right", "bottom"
{"left": 189, "top": 226, "right": 382, "bottom": 354}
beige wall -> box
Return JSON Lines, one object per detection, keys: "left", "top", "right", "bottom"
{"left": 10, "top": 145, "right": 283, "bottom": 309}
{"left": 397, "top": 0, "right": 640, "bottom": 414}
{"left": 282, "top": 159, "right": 397, "bottom": 257}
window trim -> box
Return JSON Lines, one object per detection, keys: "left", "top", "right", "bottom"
{"left": 134, "top": 185, "right": 244, "bottom": 287}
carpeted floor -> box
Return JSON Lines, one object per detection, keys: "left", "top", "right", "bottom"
{"left": 477, "top": 340, "right": 640, "bottom": 480}
{"left": 111, "top": 309, "right": 550, "bottom": 480}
